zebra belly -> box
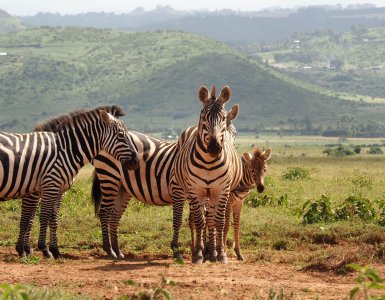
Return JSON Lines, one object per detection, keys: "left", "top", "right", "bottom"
{"left": 125, "top": 170, "right": 173, "bottom": 205}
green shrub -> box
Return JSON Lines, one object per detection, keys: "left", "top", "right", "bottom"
{"left": 302, "top": 194, "right": 335, "bottom": 224}
{"left": 353, "top": 145, "right": 362, "bottom": 154}
{"left": 368, "top": 147, "right": 384, "bottom": 155}
{"left": 336, "top": 196, "right": 376, "bottom": 221}
{"left": 348, "top": 264, "right": 385, "bottom": 299}
{"left": 323, "top": 146, "right": 354, "bottom": 157}
{"left": 246, "top": 192, "right": 288, "bottom": 208}
{"left": 281, "top": 167, "right": 310, "bottom": 180}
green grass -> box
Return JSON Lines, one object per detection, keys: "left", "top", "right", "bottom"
{"left": 0, "top": 283, "right": 90, "bottom": 300}
{"left": 1, "top": 136, "right": 385, "bottom": 273}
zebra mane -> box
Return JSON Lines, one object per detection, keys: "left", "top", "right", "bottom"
{"left": 34, "top": 105, "right": 125, "bottom": 132}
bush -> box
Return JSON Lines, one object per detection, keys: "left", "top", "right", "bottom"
{"left": 281, "top": 167, "right": 310, "bottom": 180}
{"left": 246, "top": 192, "right": 288, "bottom": 208}
{"left": 367, "top": 147, "right": 383, "bottom": 155}
{"left": 353, "top": 145, "right": 362, "bottom": 154}
{"left": 335, "top": 196, "right": 376, "bottom": 221}
{"left": 323, "top": 146, "right": 354, "bottom": 157}
{"left": 302, "top": 194, "right": 335, "bottom": 224}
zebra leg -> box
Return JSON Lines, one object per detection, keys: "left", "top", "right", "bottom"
{"left": 110, "top": 189, "right": 131, "bottom": 260}
{"left": 16, "top": 193, "right": 40, "bottom": 257}
{"left": 99, "top": 204, "right": 116, "bottom": 259}
{"left": 223, "top": 196, "right": 233, "bottom": 249}
{"left": 48, "top": 193, "right": 64, "bottom": 259}
{"left": 215, "top": 192, "right": 230, "bottom": 264}
{"left": 188, "top": 204, "right": 195, "bottom": 255}
{"left": 233, "top": 200, "right": 244, "bottom": 261}
{"left": 171, "top": 199, "right": 185, "bottom": 260}
{"left": 38, "top": 188, "right": 60, "bottom": 259}
{"left": 205, "top": 204, "right": 217, "bottom": 262}
{"left": 191, "top": 200, "right": 206, "bottom": 264}
{"left": 97, "top": 181, "right": 121, "bottom": 260}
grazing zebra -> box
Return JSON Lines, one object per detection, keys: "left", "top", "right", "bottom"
{"left": 169, "top": 85, "right": 243, "bottom": 264}
{"left": 0, "top": 106, "right": 139, "bottom": 258}
{"left": 90, "top": 104, "right": 239, "bottom": 259}
{"left": 188, "top": 147, "right": 272, "bottom": 261}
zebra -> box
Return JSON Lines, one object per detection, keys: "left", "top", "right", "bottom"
{"left": 90, "top": 104, "right": 239, "bottom": 259}
{"left": 188, "top": 147, "right": 272, "bottom": 261}
{"left": 0, "top": 105, "right": 139, "bottom": 259}
{"left": 169, "top": 85, "right": 243, "bottom": 264}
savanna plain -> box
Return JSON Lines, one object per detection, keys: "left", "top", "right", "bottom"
{"left": 1, "top": 135, "right": 385, "bottom": 299}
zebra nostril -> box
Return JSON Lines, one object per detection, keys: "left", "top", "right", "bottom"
{"left": 257, "top": 184, "right": 265, "bottom": 193}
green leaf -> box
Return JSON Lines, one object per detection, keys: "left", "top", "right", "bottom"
{"left": 161, "top": 289, "right": 173, "bottom": 300}
{"left": 349, "top": 286, "right": 360, "bottom": 299}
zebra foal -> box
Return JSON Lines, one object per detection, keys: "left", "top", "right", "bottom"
{"left": 0, "top": 105, "right": 139, "bottom": 258}
{"left": 189, "top": 147, "right": 272, "bottom": 261}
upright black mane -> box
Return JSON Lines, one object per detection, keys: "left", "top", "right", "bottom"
{"left": 34, "top": 105, "right": 125, "bottom": 133}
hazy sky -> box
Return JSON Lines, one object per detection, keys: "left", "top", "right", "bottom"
{"left": 2, "top": 0, "right": 385, "bottom": 16}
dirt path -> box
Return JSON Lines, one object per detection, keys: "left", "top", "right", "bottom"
{"left": 0, "top": 247, "right": 379, "bottom": 299}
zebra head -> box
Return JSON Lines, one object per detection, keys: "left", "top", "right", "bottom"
{"left": 99, "top": 110, "right": 139, "bottom": 171}
{"left": 242, "top": 148, "right": 272, "bottom": 193}
{"left": 198, "top": 85, "right": 231, "bottom": 158}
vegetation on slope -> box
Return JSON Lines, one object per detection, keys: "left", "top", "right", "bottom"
{"left": 251, "top": 25, "right": 385, "bottom": 101}
{"left": 0, "top": 9, "right": 26, "bottom": 33}
{"left": 1, "top": 27, "right": 382, "bottom": 133}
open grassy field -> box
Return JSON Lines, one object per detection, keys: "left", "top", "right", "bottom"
{"left": 1, "top": 135, "right": 385, "bottom": 299}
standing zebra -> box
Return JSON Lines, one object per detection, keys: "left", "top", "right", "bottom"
{"left": 170, "top": 85, "right": 243, "bottom": 264}
{"left": 90, "top": 103, "right": 239, "bottom": 259}
{"left": 0, "top": 106, "right": 139, "bottom": 258}
{"left": 188, "top": 147, "right": 272, "bottom": 261}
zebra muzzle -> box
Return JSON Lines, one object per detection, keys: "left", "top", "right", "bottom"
{"left": 207, "top": 139, "right": 222, "bottom": 158}
{"left": 122, "top": 157, "right": 140, "bottom": 171}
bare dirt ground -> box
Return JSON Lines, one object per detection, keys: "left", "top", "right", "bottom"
{"left": 0, "top": 247, "right": 383, "bottom": 299}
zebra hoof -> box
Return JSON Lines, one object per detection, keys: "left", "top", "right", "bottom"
{"left": 217, "top": 252, "right": 228, "bottom": 264}
{"left": 173, "top": 251, "right": 183, "bottom": 261}
{"left": 192, "top": 250, "right": 204, "bottom": 264}
{"left": 42, "top": 249, "right": 54, "bottom": 259}
{"left": 236, "top": 251, "right": 244, "bottom": 261}
{"left": 117, "top": 252, "right": 125, "bottom": 259}
{"left": 15, "top": 244, "right": 24, "bottom": 257}
{"left": 24, "top": 245, "right": 33, "bottom": 256}
{"left": 49, "top": 247, "right": 63, "bottom": 259}
{"left": 108, "top": 250, "right": 118, "bottom": 260}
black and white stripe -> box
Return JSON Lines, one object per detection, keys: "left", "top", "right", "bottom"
{"left": 189, "top": 147, "right": 272, "bottom": 261}
{"left": 91, "top": 103, "right": 240, "bottom": 260}
{"left": 0, "top": 105, "right": 139, "bottom": 258}
{"left": 169, "top": 85, "right": 243, "bottom": 264}
{"left": 91, "top": 127, "right": 196, "bottom": 259}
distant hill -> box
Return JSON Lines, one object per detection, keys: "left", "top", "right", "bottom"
{"left": 0, "top": 27, "right": 384, "bottom": 133}
{"left": 20, "top": 6, "right": 385, "bottom": 45}
{"left": 253, "top": 26, "right": 385, "bottom": 100}
{"left": 0, "top": 9, "right": 26, "bottom": 33}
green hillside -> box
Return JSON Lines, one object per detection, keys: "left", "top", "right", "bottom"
{"left": 253, "top": 26, "right": 385, "bottom": 101}
{"left": 0, "top": 9, "right": 26, "bottom": 33}
{"left": 0, "top": 27, "right": 384, "bottom": 133}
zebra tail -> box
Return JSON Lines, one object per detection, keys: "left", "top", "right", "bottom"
{"left": 91, "top": 171, "right": 102, "bottom": 218}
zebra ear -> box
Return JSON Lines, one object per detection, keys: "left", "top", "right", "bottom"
{"left": 217, "top": 86, "right": 231, "bottom": 105}
{"left": 199, "top": 86, "right": 210, "bottom": 105}
{"left": 227, "top": 104, "right": 239, "bottom": 122}
{"left": 262, "top": 148, "right": 272, "bottom": 161}
{"left": 99, "top": 110, "right": 114, "bottom": 125}
{"left": 242, "top": 152, "right": 252, "bottom": 161}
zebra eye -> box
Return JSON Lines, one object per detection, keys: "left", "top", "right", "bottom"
{"left": 204, "top": 134, "right": 210, "bottom": 144}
